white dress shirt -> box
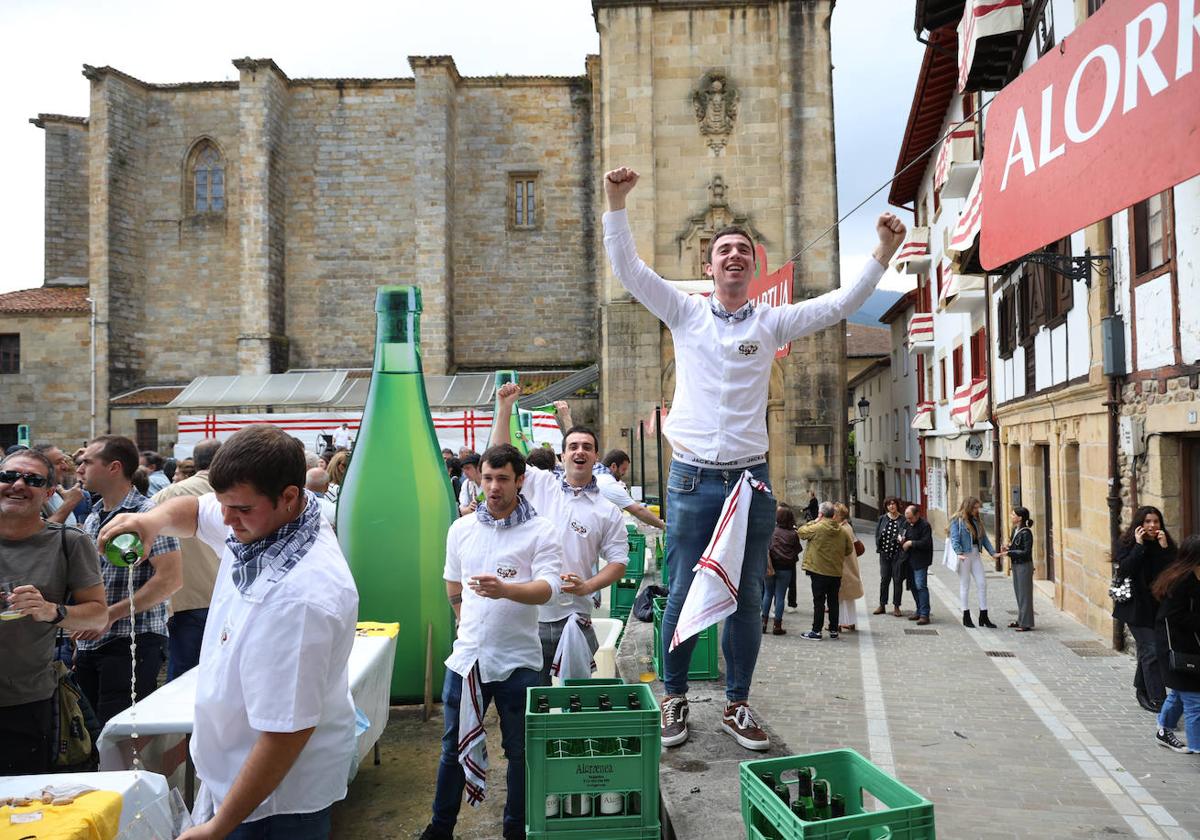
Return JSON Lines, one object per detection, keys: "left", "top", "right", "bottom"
{"left": 603, "top": 209, "right": 886, "bottom": 462}
{"left": 519, "top": 467, "right": 628, "bottom": 623}
{"left": 443, "top": 511, "right": 563, "bottom": 683}
{"left": 190, "top": 494, "right": 359, "bottom": 823}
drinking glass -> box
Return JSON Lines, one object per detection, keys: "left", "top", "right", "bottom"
{"left": 1, "top": 579, "right": 26, "bottom": 620}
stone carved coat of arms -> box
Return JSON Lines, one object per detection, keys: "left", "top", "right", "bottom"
{"left": 692, "top": 71, "right": 739, "bottom": 152}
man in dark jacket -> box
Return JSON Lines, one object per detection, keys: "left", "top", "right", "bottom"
{"left": 899, "top": 505, "right": 933, "bottom": 624}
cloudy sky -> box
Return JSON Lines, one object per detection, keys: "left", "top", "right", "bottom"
{"left": 0, "top": 0, "right": 922, "bottom": 295}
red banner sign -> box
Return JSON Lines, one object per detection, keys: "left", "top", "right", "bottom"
{"left": 749, "top": 244, "right": 793, "bottom": 358}
{"left": 980, "top": 0, "right": 1200, "bottom": 269}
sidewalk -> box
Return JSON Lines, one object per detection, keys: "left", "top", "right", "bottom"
{"left": 745, "top": 522, "right": 1199, "bottom": 839}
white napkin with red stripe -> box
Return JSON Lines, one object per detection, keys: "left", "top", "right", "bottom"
{"left": 550, "top": 614, "right": 596, "bottom": 682}
{"left": 671, "top": 470, "right": 768, "bottom": 650}
{"left": 452, "top": 660, "right": 488, "bottom": 806}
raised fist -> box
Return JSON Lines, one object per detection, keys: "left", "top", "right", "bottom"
{"left": 875, "top": 212, "right": 907, "bottom": 260}
{"left": 604, "top": 167, "right": 640, "bottom": 210}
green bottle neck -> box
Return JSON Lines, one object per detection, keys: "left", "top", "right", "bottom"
{"left": 375, "top": 311, "right": 422, "bottom": 373}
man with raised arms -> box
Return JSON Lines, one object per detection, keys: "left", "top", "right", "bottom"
{"left": 602, "top": 165, "right": 905, "bottom": 750}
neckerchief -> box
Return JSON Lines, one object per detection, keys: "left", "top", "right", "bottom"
{"left": 226, "top": 490, "right": 323, "bottom": 595}
{"left": 553, "top": 466, "right": 599, "bottom": 497}
{"left": 474, "top": 495, "right": 537, "bottom": 528}
{"left": 710, "top": 297, "right": 755, "bottom": 322}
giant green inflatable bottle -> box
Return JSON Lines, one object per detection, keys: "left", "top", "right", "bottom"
{"left": 337, "top": 286, "right": 455, "bottom": 702}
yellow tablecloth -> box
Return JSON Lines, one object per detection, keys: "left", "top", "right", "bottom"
{"left": 355, "top": 621, "right": 399, "bottom": 638}
{"left": 1, "top": 790, "right": 122, "bottom": 840}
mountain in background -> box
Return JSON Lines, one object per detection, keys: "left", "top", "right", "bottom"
{"left": 848, "top": 288, "right": 902, "bottom": 326}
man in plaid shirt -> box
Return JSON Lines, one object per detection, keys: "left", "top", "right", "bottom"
{"left": 75, "top": 435, "right": 181, "bottom": 725}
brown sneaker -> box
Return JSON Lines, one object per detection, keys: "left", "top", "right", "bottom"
{"left": 892, "top": 607, "right": 904, "bottom": 617}
{"left": 872, "top": 605, "right": 886, "bottom": 615}
{"left": 907, "top": 612, "right": 921, "bottom": 621}
{"left": 722, "top": 701, "right": 770, "bottom": 750}
{"left": 661, "top": 695, "right": 689, "bottom": 747}
{"left": 916, "top": 616, "right": 931, "bottom": 625}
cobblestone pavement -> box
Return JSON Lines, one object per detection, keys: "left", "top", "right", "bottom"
{"left": 749, "top": 522, "right": 1200, "bottom": 839}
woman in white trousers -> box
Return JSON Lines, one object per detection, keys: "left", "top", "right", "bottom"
{"left": 948, "top": 496, "right": 997, "bottom": 628}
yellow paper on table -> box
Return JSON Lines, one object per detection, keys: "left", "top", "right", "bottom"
{"left": 355, "top": 621, "right": 399, "bottom": 638}
{"left": 1, "top": 790, "right": 122, "bottom": 840}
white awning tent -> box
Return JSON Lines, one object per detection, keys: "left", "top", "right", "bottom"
{"left": 167, "top": 371, "right": 498, "bottom": 411}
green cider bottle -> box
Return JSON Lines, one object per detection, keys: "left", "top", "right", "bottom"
{"left": 336, "top": 286, "right": 457, "bottom": 701}
{"left": 105, "top": 533, "right": 144, "bottom": 568}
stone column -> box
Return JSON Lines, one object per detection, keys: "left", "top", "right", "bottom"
{"left": 409, "top": 56, "right": 459, "bottom": 376}
{"left": 83, "top": 66, "right": 147, "bottom": 426}
{"left": 594, "top": 3, "right": 663, "bottom": 465}
{"left": 233, "top": 58, "right": 290, "bottom": 375}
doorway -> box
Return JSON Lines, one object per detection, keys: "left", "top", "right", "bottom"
{"left": 1184, "top": 437, "right": 1200, "bottom": 536}
{"left": 1040, "top": 445, "right": 1055, "bottom": 582}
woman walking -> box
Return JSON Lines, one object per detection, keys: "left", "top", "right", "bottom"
{"left": 873, "top": 497, "right": 906, "bottom": 617}
{"left": 1114, "top": 506, "right": 1177, "bottom": 714}
{"left": 835, "top": 503, "right": 864, "bottom": 632}
{"left": 763, "top": 505, "right": 801, "bottom": 636}
{"left": 998, "top": 506, "right": 1035, "bottom": 631}
{"left": 949, "top": 496, "right": 997, "bottom": 628}
{"left": 1151, "top": 534, "right": 1200, "bottom": 754}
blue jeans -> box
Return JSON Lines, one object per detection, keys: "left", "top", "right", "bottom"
{"left": 431, "top": 666, "right": 539, "bottom": 836}
{"left": 761, "top": 569, "right": 793, "bottom": 622}
{"left": 226, "top": 806, "right": 332, "bottom": 839}
{"left": 911, "top": 567, "right": 931, "bottom": 617}
{"left": 167, "top": 608, "right": 209, "bottom": 682}
{"left": 1158, "top": 689, "right": 1200, "bottom": 749}
{"left": 662, "top": 461, "right": 776, "bottom": 702}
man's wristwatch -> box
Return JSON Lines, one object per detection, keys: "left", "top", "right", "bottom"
{"left": 50, "top": 603, "right": 68, "bottom": 625}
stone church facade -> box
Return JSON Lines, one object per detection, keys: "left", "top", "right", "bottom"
{"left": 5, "top": 0, "right": 847, "bottom": 504}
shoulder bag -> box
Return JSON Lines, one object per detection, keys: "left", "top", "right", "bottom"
{"left": 1164, "top": 599, "right": 1200, "bottom": 676}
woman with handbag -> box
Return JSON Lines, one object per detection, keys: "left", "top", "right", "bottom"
{"left": 949, "top": 496, "right": 998, "bottom": 628}
{"left": 763, "top": 505, "right": 801, "bottom": 636}
{"left": 873, "top": 497, "right": 906, "bottom": 617}
{"left": 997, "top": 506, "right": 1035, "bottom": 631}
{"left": 834, "top": 504, "right": 865, "bottom": 632}
{"left": 1113, "top": 506, "right": 1177, "bottom": 714}
{"left": 1150, "top": 534, "right": 1200, "bottom": 754}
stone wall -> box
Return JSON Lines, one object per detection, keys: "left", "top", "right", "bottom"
{"left": 38, "top": 118, "right": 89, "bottom": 285}
{"left": 0, "top": 314, "right": 92, "bottom": 448}
{"left": 1120, "top": 375, "right": 1200, "bottom": 531}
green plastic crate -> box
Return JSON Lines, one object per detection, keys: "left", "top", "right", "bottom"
{"left": 625, "top": 533, "right": 647, "bottom": 578}
{"left": 525, "top": 684, "right": 661, "bottom": 838}
{"left": 609, "top": 578, "right": 640, "bottom": 620}
{"left": 562, "top": 677, "right": 623, "bottom": 687}
{"left": 740, "top": 749, "right": 936, "bottom": 840}
{"left": 651, "top": 596, "right": 720, "bottom": 681}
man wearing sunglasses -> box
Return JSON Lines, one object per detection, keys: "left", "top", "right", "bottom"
{"left": 0, "top": 448, "right": 107, "bottom": 774}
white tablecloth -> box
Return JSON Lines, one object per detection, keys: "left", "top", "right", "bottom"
{"left": 97, "top": 633, "right": 397, "bottom": 789}
{"left": 0, "top": 771, "right": 170, "bottom": 834}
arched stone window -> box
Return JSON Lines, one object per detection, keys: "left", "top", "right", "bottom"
{"left": 188, "top": 140, "right": 225, "bottom": 213}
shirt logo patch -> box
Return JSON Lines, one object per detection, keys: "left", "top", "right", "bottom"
{"left": 569, "top": 519, "right": 590, "bottom": 537}
{"left": 737, "top": 342, "right": 760, "bottom": 356}
{"left": 495, "top": 563, "right": 518, "bottom": 579}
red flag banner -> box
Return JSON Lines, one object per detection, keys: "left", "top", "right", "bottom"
{"left": 980, "top": 0, "right": 1200, "bottom": 269}
{"left": 749, "top": 243, "right": 794, "bottom": 358}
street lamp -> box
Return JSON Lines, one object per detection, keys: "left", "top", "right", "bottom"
{"left": 849, "top": 397, "right": 870, "bottom": 426}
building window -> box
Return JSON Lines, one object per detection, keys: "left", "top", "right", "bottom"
{"left": 1038, "top": 237, "right": 1075, "bottom": 327}
{"left": 188, "top": 140, "right": 225, "bottom": 214}
{"left": 1017, "top": 266, "right": 1043, "bottom": 345}
{"left": 969, "top": 327, "right": 987, "bottom": 380}
{"left": 952, "top": 344, "right": 964, "bottom": 390}
{"left": 1087, "top": 0, "right": 1106, "bottom": 15}
{"left": 978, "top": 467, "right": 992, "bottom": 504}
{"left": 918, "top": 275, "right": 932, "bottom": 313}
{"left": 934, "top": 260, "right": 944, "bottom": 303}
{"left": 1035, "top": 0, "right": 1056, "bottom": 57}
{"left": 939, "top": 356, "right": 948, "bottom": 403}
{"left": 1130, "top": 190, "right": 1174, "bottom": 285}
{"left": 904, "top": 407, "right": 911, "bottom": 461}
{"left": 509, "top": 173, "right": 539, "bottom": 230}
{"left": 893, "top": 409, "right": 900, "bottom": 442}
{"left": 998, "top": 284, "right": 1017, "bottom": 359}
{"left": 135, "top": 419, "right": 159, "bottom": 454}
{"left": 0, "top": 334, "right": 19, "bottom": 374}
{"left": 903, "top": 347, "right": 910, "bottom": 377}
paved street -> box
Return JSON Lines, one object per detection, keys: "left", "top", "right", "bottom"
{"left": 747, "top": 522, "right": 1199, "bottom": 839}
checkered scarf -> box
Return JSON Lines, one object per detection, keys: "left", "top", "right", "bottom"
{"left": 474, "top": 494, "right": 537, "bottom": 528}
{"left": 553, "top": 466, "right": 599, "bottom": 496}
{"left": 710, "top": 297, "right": 755, "bottom": 322}
{"left": 226, "top": 490, "right": 323, "bottom": 595}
